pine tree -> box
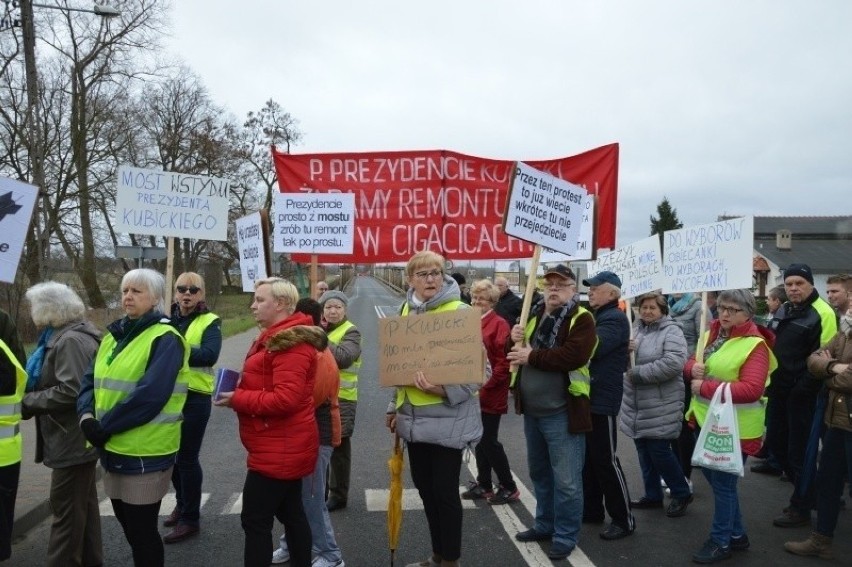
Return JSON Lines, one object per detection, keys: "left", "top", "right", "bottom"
{"left": 650, "top": 197, "right": 683, "bottom": 251}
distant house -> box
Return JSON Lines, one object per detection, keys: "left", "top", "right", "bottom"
{"left": 749, "top": 216, "right": 852, "bottom": 296}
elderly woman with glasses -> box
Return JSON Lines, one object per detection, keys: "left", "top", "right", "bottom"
{"left": 620, "top": 291, "right": 691, "bottom": 518}
{"left": 684, "top": 290, "right": 775, "bottom": 563}
{"left": 385, "top": 251, "right": 482, "bottom": 567}
{"left": 162, "top": 272, "right": 222, "bottom": 543}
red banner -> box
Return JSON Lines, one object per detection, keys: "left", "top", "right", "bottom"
{"left": 272, "top": 144, "right": 618, "bottom": 263}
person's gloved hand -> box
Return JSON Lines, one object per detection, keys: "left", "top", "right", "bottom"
{"left": 80, "top": 418, "right": 110, "bottom": 448}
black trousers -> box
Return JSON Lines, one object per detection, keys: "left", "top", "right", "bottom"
{"left": 474, "top": 413, "right": 517, "bottom": 492}
{"left": 111, "top": 499, "right": 163, "bottom": 567}
{"left": 241, "top": 470, "right": 311, "bottom": 567}
{"left": 0, "top": 462, "right": 20, "bottom": 562}
{"left": 582, "top": 414, "right": 634, "bottom": 531}
{"left": 766, "top": 386, "right": 817, "bottom": 512}
{"left": 408, "top": 442, "right": 463, "bottom": 562}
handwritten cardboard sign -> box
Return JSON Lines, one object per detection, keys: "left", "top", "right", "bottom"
{"left": 662, "top": 216, "right": 754, "bottom": 294}
{"left": 502, "top": 161, "right": 586, "bottom": 256}
{"left": 115, "top": 165, "right": 231, "bottom": 241}
{"left": 379, "top": 308, "right": 484, "bottom": 387}
{"left": 273, "top": 192, "right": 355, "bottom": 254}
{"left": 587, "top": 235, "right": 663, "bottom": 298}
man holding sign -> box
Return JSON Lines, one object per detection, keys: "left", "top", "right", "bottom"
{"left": 506, "top": 265, "right": 597, "bottom": 561}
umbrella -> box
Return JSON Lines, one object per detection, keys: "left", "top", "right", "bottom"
{"left": 388, "top": 434, "right": 404, "bottom": 566}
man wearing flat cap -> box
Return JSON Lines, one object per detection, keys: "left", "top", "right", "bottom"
{"left": 764, "top": 263, "right": 838, "bottom": 528}
{"left": 580, "top": 271, "right": 635, "bottom": 541}
{"left": 506, "top": 264, "right": 597, "bottom": 561}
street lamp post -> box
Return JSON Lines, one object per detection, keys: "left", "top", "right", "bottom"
{"left": 16, "top": 0, "right": 120, "bottom": 280}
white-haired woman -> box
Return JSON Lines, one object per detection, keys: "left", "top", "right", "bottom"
{"left": 77, "top": 269, "right": 189, "bottom": 567}
{"left": 21, "top": 282, "right": 103, "bottom": 567}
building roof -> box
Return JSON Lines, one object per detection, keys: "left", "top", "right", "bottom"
{"left": 752, "top": 216, "right": 852, "bottom": 238}
{"left": 756, "top": 240, "right": 852, "bottom": 273}
{"left": 750, "top": 216, "right": 852, "bottom": 274}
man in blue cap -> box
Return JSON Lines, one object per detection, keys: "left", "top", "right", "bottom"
{"left": 765, "top": 263, "right": 838, "bottom": 528}
{"left": 580, "top": 271, "right": 635, "bottom": 541}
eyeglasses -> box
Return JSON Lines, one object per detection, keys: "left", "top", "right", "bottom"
{"left": 546, "top": 281, "right": 576, "bottom": 290}
{"left": 176, "top": 286, "right": 201, "bottom": 295}
{"left": 718, "top": 305, "right": 744, "bottom": 315}
{"left": 413, "top": 270, "right": 443, "bottom": 280}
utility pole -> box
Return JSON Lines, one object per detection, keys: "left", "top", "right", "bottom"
{"left": 19, "top": 0, "right": 48, "bottom": 280}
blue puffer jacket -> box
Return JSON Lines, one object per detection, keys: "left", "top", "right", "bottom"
{"left": 588, "top": 300, "right": 630, "bottom": 416}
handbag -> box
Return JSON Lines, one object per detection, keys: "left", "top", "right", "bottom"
{"left": 691, "top": 383, "right": 744, "bottom": 476}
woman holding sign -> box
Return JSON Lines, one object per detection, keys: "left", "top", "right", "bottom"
{"left": 163, "top": 272, "right": 222, "bottom": 544}
{"left": 684, "top": 289, "right": 775, "bottom": 564}
{"left": 385, "top": 251, "right": 482, "bottom": 567}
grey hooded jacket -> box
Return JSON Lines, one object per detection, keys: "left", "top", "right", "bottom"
{"left": 619, "top": 315, "right": 687, "bottom": 440}
{"left": 388, "top": 275, "right": 483, "bottom": 450}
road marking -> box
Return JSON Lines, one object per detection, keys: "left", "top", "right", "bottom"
{"left": 223, "top": 492, "right": 242, "bottom": 514}
{"left": 98, "top": 492, "right": 210, "bottom": 517}
{"left": 365, "top": 488, "right": 477, "bottom": 511}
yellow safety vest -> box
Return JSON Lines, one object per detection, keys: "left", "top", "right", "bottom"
{"left": 94, "top": 323, "right": 190, "bottom": 456}
{"left": 509, "top": 307, "right": 595, "bottom": 398}
{"left": 183, "top": 312, "right": 220, "bottom": 395}
{"left": 686, "top": 333, "right": 778, "bottom": 439}
{"left": 814, "top": 297, "right": 839, "bottom": 347}
{"left": 0, "top": 340, "right": 26, "bottom": 467}
{"left": 396, "top": 301, "right": 466, "bottom": 408}
{"left": 327, "top": 320, "right": 361, "bottom": 402}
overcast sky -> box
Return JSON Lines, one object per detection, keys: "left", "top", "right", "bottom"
{"left": 167, "top": 1, "right": 850, "bottom": 249}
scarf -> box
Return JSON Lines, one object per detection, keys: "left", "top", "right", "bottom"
{"left": 25, "top": 327, "right": 54, "bottom": 392}
{"left": 669, "top": 293, "right": 695, "bottom": 316}
{"left": 532, "top": 298, "right": 577, "bottom": 349}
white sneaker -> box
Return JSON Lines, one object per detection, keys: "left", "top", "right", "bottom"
{"left": 665, "top": 479, "right": 693, "bottom": 496}
{"left": 311, "top": 557, "right": 345, "bottom": 567}
{"left": 271, "top": 547, "right": 290, "bottom": 564}
{"left": 660, "top": 478, "right": 667, "bottom": 488}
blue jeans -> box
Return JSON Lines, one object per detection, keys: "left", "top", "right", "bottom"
{"left": 524, "top": 411, "right": 585, "bottom": 549}
{"left": 173, "top": 391, "right": 212, "bottom": 526}
{"left": 278, "top": 445, "right": 342, "bottom": 562}
{"left": 634, "top": 438, "right": 690, "bottom": 500}
{"left": 815, "top": 427, "right": 852, "bottom": 537}
{"left": 700, "top": 459, "right": 747, "bottom": 546}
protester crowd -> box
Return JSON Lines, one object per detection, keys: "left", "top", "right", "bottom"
{"left": 0, "top": 263, "right": 850, "bottom": 566}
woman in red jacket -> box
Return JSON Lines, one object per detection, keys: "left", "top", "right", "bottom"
{"left": 461, "top": 279, "right": 520, "bottom": 505}
{"left": 216, "top": 278, "right": 322, "bottom": 567}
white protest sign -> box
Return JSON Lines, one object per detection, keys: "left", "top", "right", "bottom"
{"left": 235, "top": 212, "right": 268, "bottom": 293}
{"left": 0, "top": 178, "right": 38, "bottom": 283}
{"left": 273, "top": 192, "right": 355, "bottom": 254}
{"left": 587, "top": 235, "right": 663, "bottom": 298}
{"left": 115, "top": 165, "right": 231, "bottom": 241}
{"left": 540, "top": 198, "right": 595, "bottom": 262}
{"left": 662, "top": 216, "right": 754, "bottom": 294}
{"left": 503, "top": 162, "right": 586, "bottom": 256}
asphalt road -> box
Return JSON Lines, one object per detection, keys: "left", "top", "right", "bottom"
{"left": 11, "top": 275, "right": 851, "bottom": 566}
